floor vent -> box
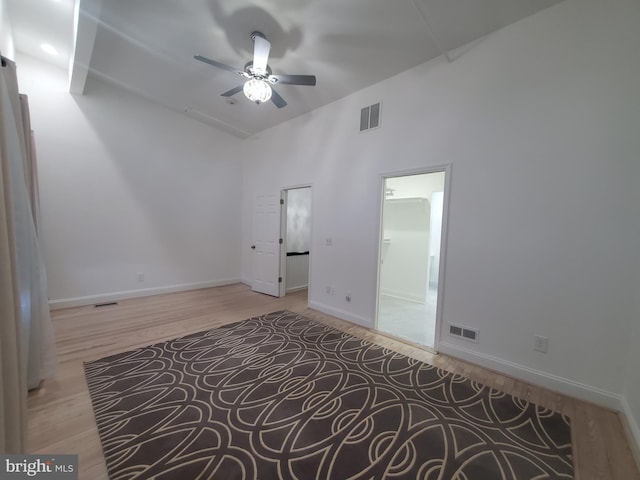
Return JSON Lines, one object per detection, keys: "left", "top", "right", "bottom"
{"left": 95, "top": 302, "right": 118, "bottom": 308}
{"left": 448, "top": 323, "right": 479, "bottom": 343}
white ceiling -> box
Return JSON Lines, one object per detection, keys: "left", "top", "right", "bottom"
{"left": 6, "top": 0, "right": 563, "bottom": 138}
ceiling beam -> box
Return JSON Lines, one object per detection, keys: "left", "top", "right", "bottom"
{"left": 68, "top": 0, "right": 102, "bottom": 94}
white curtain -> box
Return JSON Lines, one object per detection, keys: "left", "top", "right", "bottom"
{"left": 1, "top": 55, "right": 57, "bottom": 453}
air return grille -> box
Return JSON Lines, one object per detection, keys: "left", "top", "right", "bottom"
{"left": 360, "top": 102, "right": 381, "bottom": 132}
{"left": 448, "top": 323, "right": 479, "bottom": 343}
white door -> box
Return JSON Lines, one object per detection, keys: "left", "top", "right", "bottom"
{"left": 252, "top": 193, "right": 282, "bottom": 297}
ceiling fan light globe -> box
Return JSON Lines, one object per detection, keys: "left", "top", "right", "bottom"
{"left": 243, "top": 79, "right": 272, "bottom": 103}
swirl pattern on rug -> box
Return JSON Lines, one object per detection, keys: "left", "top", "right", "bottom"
{"left": 84, "top": 310, "right": 573, "bottom": 479}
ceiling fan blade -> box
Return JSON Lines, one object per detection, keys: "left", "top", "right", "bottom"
{"left": 269, "top": 74, "right": 316, "bottom": 86}
{"left": 252, "top": 33, "right": 271, "bottom": 74}
{"left": 270, "top": 88, "right": 287, "bottom": 108}
{"left": 221, "top": 85, "right": 244, "bottom": 97}
{"left": 194, "top": 55, "right": 243, "bottom": 75}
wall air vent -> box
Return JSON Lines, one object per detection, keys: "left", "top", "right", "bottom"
{"left": 448, "top": 323, "right": 479, "bottom": 343}
{"left": 94, "top": 302, "right": 118, "bottom": 308}
{"left": 360, "top": 102, "right": 381, "bottom": 132}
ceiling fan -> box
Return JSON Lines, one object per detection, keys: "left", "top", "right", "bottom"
{"left": 194, "top": 32, "right": 317, "bottom": 108}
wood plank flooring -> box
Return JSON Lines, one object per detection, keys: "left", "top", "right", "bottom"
{"left": 28, "top": 284, "right": 640, "bottom": 479}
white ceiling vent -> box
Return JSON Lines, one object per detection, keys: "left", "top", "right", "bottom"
{"left": 360, "top": 102, "right": 381, "bottom": 132}
{"left": 448, "top": 323, "right": 479, "bottom": 343}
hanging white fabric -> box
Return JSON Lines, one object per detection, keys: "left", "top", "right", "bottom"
{"left": 0, "top": 55, "right": 57, "bottom": 453}
{"left": 18, "top": 93, "right": 57, "bottom": 390}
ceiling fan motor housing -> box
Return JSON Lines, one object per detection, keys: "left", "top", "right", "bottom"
{"left": 244, "top": 61, "right": 272, "bottom": 79}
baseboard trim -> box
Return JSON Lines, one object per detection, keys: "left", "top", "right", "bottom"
{"left": 379, "top": 289, "right": 425, "bottom": 304}
{"left": 620, "top": 396, "right": 640, "bottom": 470}
{"left": 286, "top": 286, "right": 308, "bottom": 293}
{"left": 304, "top": 307, "right": 622, "bottom": 410}
{"left": 438, "top": 341, "right": 623, "bottom": 411}
{"left": 252, "top": 292, "right": 640, "bottom": 460}
{"left": 49, "top": 278, "right": 242, "bottom": 310}
{"left": 308, "top": 301, "right": 372, "bottom": 328}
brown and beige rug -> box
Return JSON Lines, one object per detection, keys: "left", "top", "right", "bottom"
{"left": 85, "top": 311, "right": 574, "bottom": 479}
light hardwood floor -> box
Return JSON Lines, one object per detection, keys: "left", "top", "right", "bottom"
{"left": 28, "top": 284, "right": 640, "bottom": 479}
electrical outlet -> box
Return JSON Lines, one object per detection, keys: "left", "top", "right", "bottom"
{"left": 533, "top": 335, "right": 548, "bottom": 353}
{"left": 137, "top": 272, "right": 144, "bottom": 283}
{"left": 345, "top": 292, "right": 351, "bottom": 302}
{"left": 325, "top": 238, "right": 333, "bottom": 246}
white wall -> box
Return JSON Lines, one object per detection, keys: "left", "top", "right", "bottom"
{"left": 241, "top": 0, "right": 640, "bottom": 410}
{"left": 380, "top": 198, "right": 430, "bottom": 302}
{"left": 285, "top": 255, "right": 309, "bottom": 292}
{"left": 0, "top": 0, "right": 15, "bottom": 59}
{"left": 15, "top": 55, "right": 244, "bottom": 305}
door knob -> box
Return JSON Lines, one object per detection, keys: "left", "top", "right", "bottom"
{"left": 251, "top": 245, "right": 256, "bottom": 249}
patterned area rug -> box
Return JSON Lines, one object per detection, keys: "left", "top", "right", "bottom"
{"left": 85, "top": 311, "right": 574, "bottom": 479}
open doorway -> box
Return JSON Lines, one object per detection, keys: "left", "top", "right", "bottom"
{"left": 281, "top": 187, "right": 311, "bottom": 296}
{"left": 376, "top": 171, "right": 447, "bottom": 349}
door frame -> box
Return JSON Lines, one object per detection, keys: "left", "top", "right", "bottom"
{"left": 374, "top": 164, "right": 452, "bottom": 352}
{"left": 279, "top": 184, "right": 313, "bottom": 298}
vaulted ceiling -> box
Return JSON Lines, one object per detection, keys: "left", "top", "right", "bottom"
{"left": 7, "top": 0, "right": 564, "bottom": 138}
